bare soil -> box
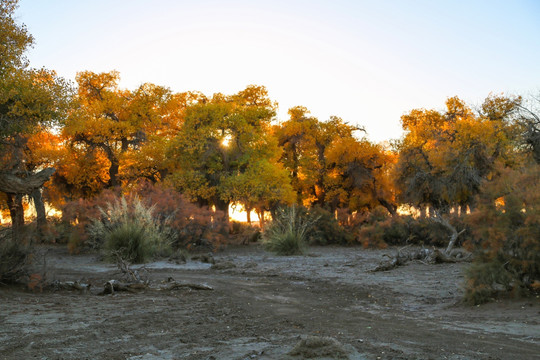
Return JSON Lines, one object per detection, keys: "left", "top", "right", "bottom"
{"left": 1, "top": 245, "right": 539, "bottom": 360}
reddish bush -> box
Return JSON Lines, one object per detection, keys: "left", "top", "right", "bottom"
{"left": 61, "top": 182, "right": 228, "bottom": 252}
{"left": 132, "top": 181, "right": 228, "bottom": 250}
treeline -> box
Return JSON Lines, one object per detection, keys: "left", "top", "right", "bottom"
{"left": 1, "top": 0, "right": 539, "bottom": 302}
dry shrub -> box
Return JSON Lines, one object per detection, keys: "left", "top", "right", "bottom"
{"left": 61, "top": 189, "right": 120, "bottom": 252}
{"left": 88, "top": 196, "right": 171, "bottom": 263}
{"left": 308, "top": 206, "right": 353, "bottom": 245}
{"left": 61, "top": 182, "right": 227, "bottom": 252}
{"left": 0, "top": 227, "right": 30, "bottom": 284}
{"left": 464, "top": 165, "right": 540, "bottom": 304}
{"left": 343, "top": 205, "right": 469, "bottom": 249}
{"left": 263, "top": 205, "right": 318, "bottom": 255}
{"left": 133, "top": 181, "right": 228, "bottom": 250}
{"left": 230, "top": 221, "right": 261, "bottom": 244}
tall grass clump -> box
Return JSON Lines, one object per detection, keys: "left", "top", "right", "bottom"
{"left": 262, "top": 205, "right": 319, "bottom": 255}
{"left": 88, "top": 196, "right": 172, "bottom": 263}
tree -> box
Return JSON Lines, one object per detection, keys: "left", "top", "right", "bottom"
{"left": 465, "top": 164, "right": 540, "bottom": 303}
{"left": 221, "top": 159, "right": 295, "bottom": 224}
{"left": 514, "top": 95, "right": 540, "bottom": 164}
{"left": 0, "top": 0, "right": 71, "bottom": 239}
{"left": 275, "top": 106, "right": 319, "bottom": 205}
{"left": 394, "top": 96, "right": 519, "bottom": 253}
{"left": 62, "top": 71, "right": 174, "bottom": 190}
{"left": 167, "top": 85, "right": 278, "bottom": 225}
{"left": 325, "top": 137, "right": 396, "bottom": 215}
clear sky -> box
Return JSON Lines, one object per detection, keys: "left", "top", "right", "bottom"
{"left": 14, "top": 0, "right": 540, "bottom": 143}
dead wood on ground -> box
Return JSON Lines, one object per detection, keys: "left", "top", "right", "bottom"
{"left": 369, "top": 246, "right": 472, "bottom": 272}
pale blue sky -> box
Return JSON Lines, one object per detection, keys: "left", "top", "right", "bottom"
{"left": 15, "top": 0, "right": 540, "bottom": 143}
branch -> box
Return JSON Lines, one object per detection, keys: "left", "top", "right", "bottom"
{"left": 0, "top": 168, "right": 55, "bottom": 194}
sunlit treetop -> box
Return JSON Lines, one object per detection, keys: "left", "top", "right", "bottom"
{"left": 0, "top": 0, "right": 33, "bottom": 74}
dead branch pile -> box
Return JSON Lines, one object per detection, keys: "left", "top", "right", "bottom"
{"left": 369, "top": 246, "right": 471, "bottom": 272}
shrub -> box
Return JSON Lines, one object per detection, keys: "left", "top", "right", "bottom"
{"left": 463, "top": 259, "right": 517, "bottom": 305}
{"left": 230, "top": 221, "right": 261, "bottom": 244}
{"left": 61, "top": 189, "right": 121, "bottom": 251}
{"left": 88, "top": 196, "right": 171, "bottom": 263}
{"left": 61, "top": 182, "right": 227, "bottom": 252}
{"left": 263, "top": 205, "right": 319, "bottom": 255}
{"left": 132, "top": 181, "right": 228, "bottom": 251}
{"left": 464, "top": 165, "right": 540, "bottom": 303}
{"left": 308, "top": 206, "right": 354, "bottom": 245}
{"left": 357, "top": 221, "right": 388, "bottom": 249}
{"left": 0, "top": 227, "right": 30, "bottom": 284}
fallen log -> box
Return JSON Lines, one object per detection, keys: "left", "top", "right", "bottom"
{"left": 100, "top": 280, "right": 148, "bottom": 295}
{"left": 49, "top": 280, "right": 91, "bottom": 292}
{"left": 369, "top": 247, "right": 472, "bottom": 272}
{"left": 99, "top": 279, "right": 213, "bottom": 295}
{"left": 159, "top": 281, "right": 213, "bottom": 291}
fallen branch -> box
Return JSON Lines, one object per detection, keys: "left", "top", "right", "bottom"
{"left": 369, "top": 247, "right": 471, "bottom": 272}
{"left": 99, "top": 279, "right": 213, "bottom": 295}
{"left": 158, "top": 281, "right": 213, "bottom": 291}
{"left": 50, "top": 280, "right": 91, "bottom": 292}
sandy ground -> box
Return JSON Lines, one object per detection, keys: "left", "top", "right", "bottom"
{"left": 0, "top": 245, "right": 539, "bottom": 360}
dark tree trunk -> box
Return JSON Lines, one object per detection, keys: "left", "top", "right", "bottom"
{"left": 108, "top": 159, "right": 120, "bottom": 188}
{"left": 256, "top": 209, "right": 265, "bottom": 227}
{"left": 214, "top": 198, "right": 230, "bottom": 230}
{"left": 6, "top": 193, "right": 24, "bottom": 241}
{"left": 246, "top": 207, "right": 252, "bottom": 224}
{"left": 31, "top": 188, "right": 47, "bottom": 240}
{"left": 378, "top": 197, "right": 397, "bottom": 216}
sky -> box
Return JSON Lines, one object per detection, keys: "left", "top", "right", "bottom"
{"left": 14, "top": 0, "right": 540, "bottom": 143}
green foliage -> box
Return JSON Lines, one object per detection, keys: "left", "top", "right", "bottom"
{"left": 0, "top": 0, "right": 33, "bottom": 74}
{"left": 463, "top": 260, "right": 517, "bottom": 305}
{"left": 262, "top": 205, "right": 318, "bottom": 255}
{"left": 167, "top": 86, "right": 278, "bottom": 219}
{"left": 0, "top": 227, "right": 29, "bottom": 284}
{"left": 88, "top": 196, "right": 171, "bottom": 263}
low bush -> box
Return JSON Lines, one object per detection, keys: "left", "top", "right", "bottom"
{"left": 308, "top": 206, "right": 353, "bottom": 245}
{"left": 230, "top": 221, "right": 261, "bottom": 244}
{"left": 61, "top": 182, "right": 227, "bottom": 252}
{"left": 263, "top": 205, "right": 319, "bottom": 255}
{"left": 88, "top": 196, "right": 171, "bottom": 263}
{"left": 464, "top": 166, "right": 540, "bottom": 303}
{"left": 0, "top": 227, "right": 30, "bottom": 284}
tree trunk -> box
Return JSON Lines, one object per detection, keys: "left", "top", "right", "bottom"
{"left": 378, "top": 197, "right": 397, "bottom": 216}
{"left": 432, "top": 210, "right": 466, "bottom": 254}
{"left": 31, "top": 188, "right": 47, "bottom": 240}
{"left": 246, "top": 207, "right": 252, "bottom": 224}
{"left": 108, "top": 159, "right": 120, "bottom": 188}
{"left": 214, "top": 198, "right": 230, "bottom": 230}
{"left": 6, "top": 193, "right": 24, "bottom": 241}
{"left": 256, "top": 209, "right": 265, "bottom": 227}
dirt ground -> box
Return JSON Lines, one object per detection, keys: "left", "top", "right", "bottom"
{"left": 1, "top": 245, "right": 539, "bottom": 360}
